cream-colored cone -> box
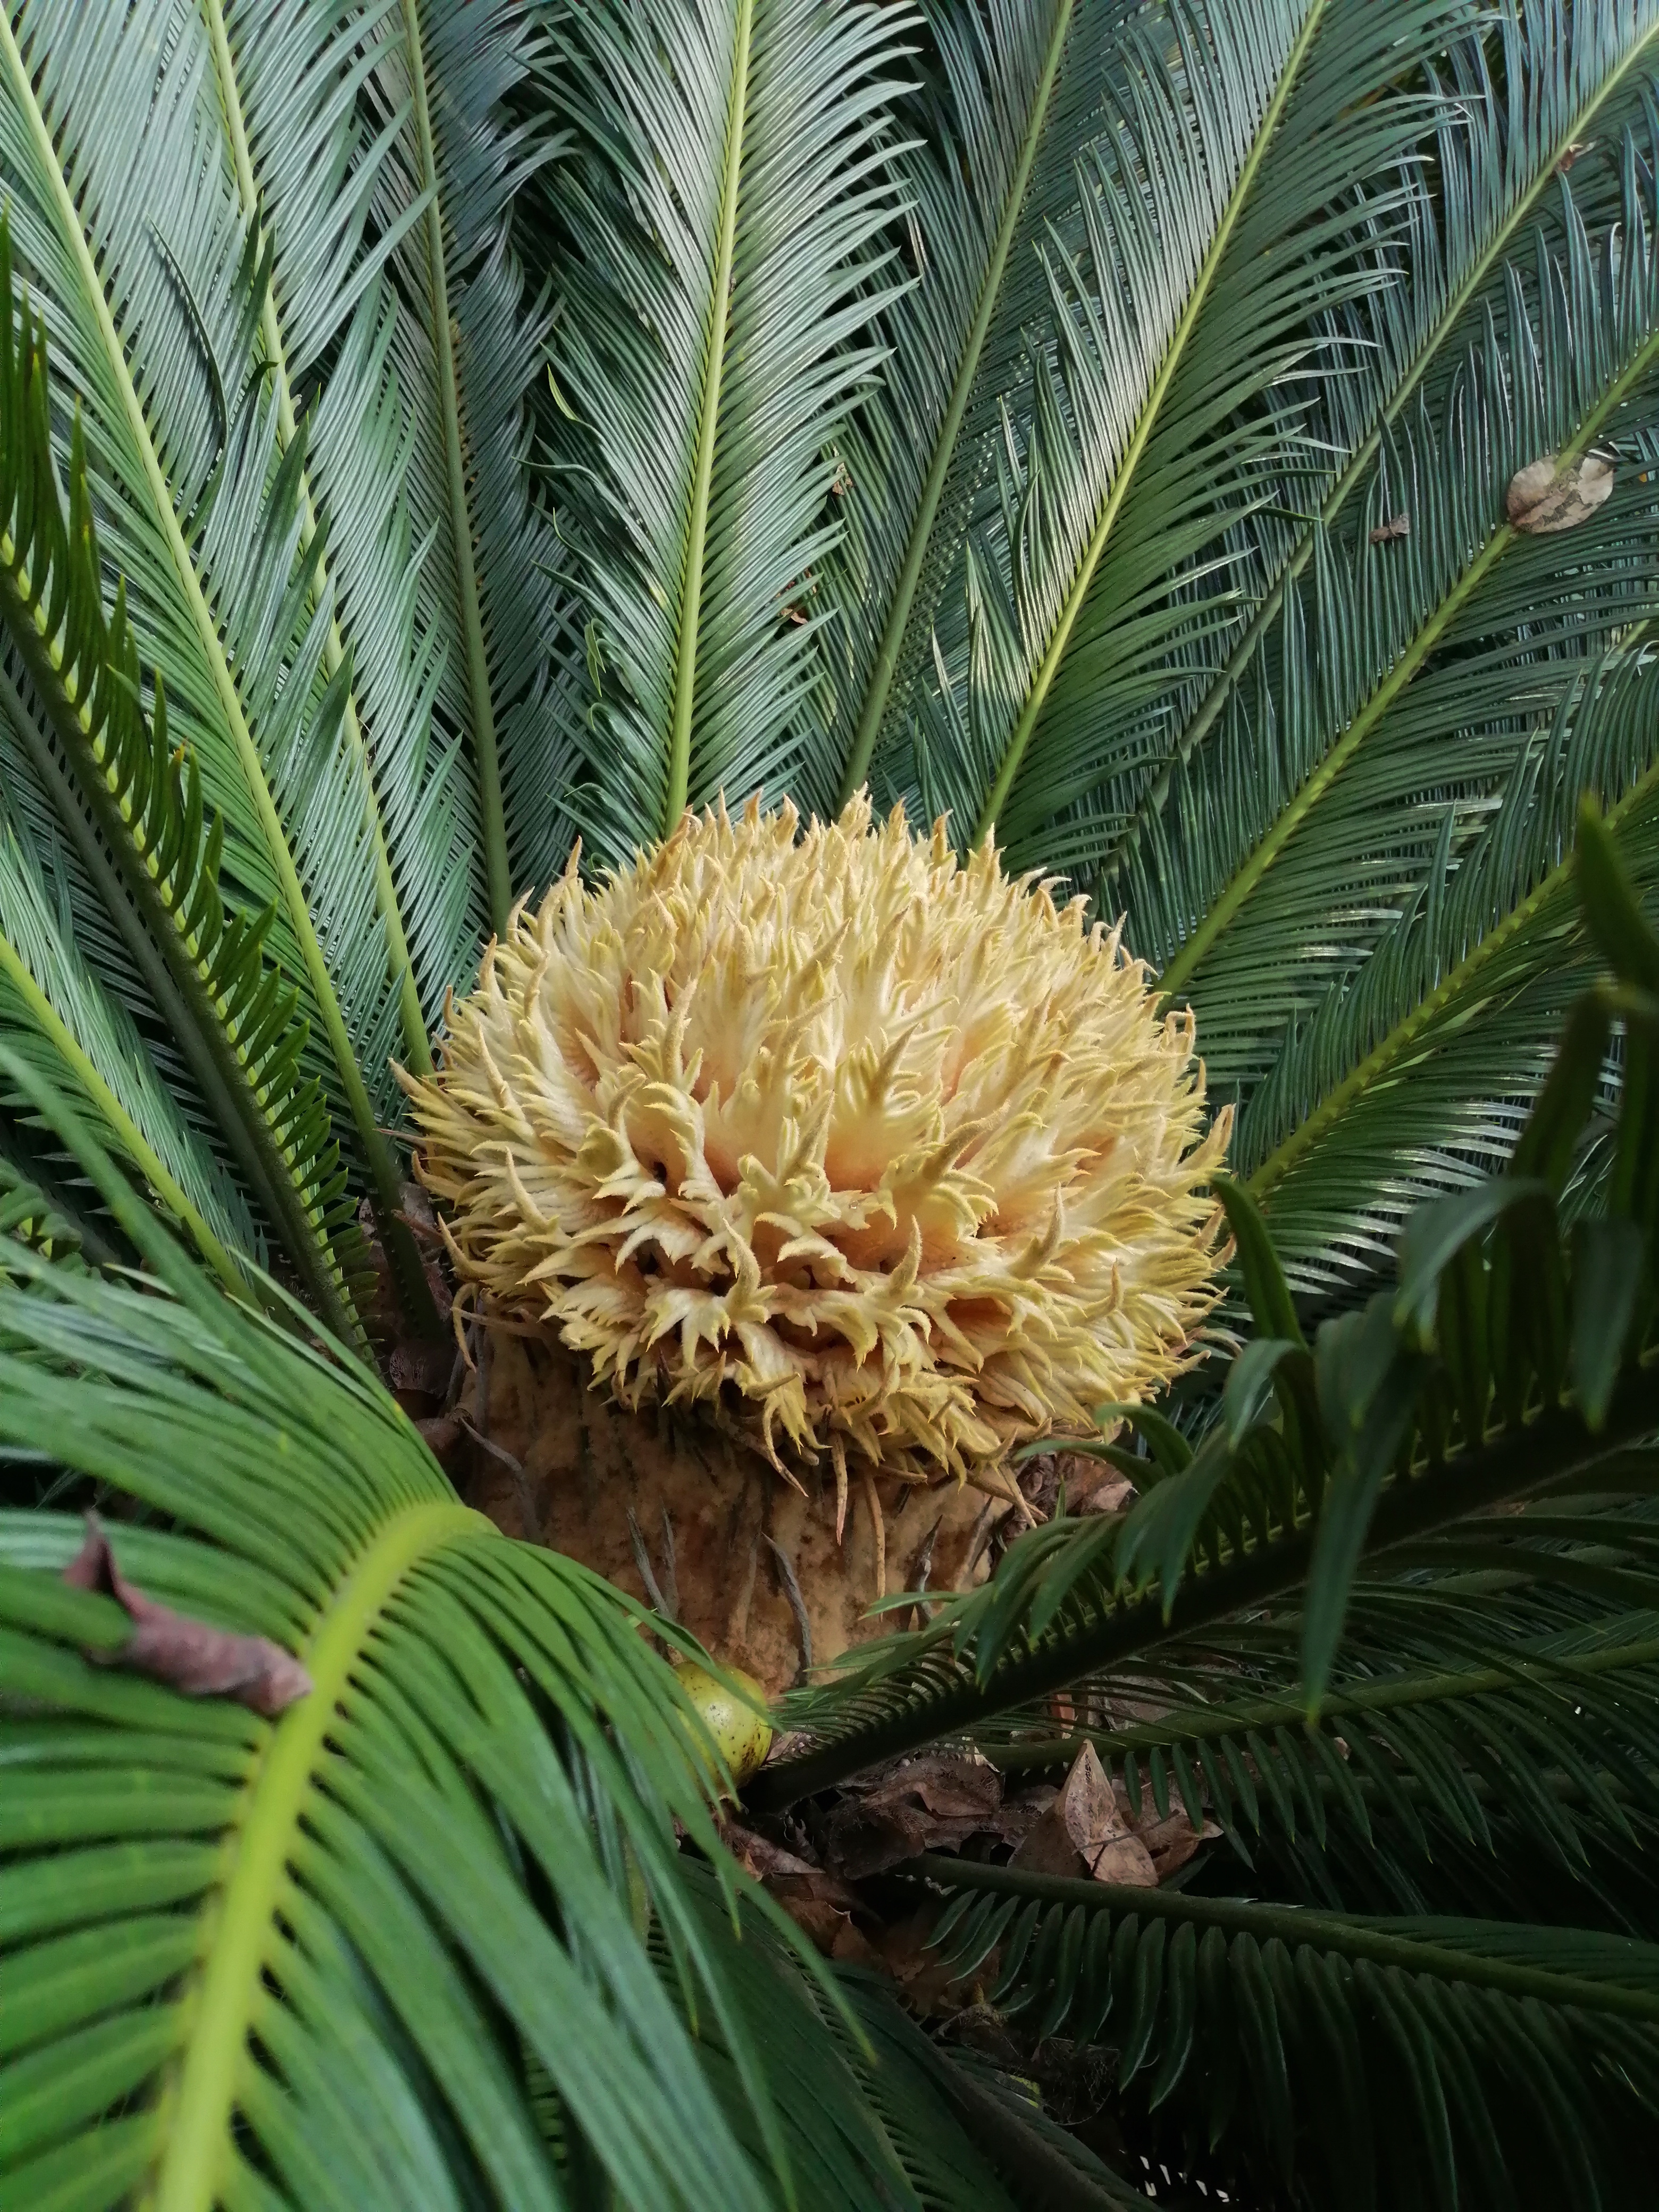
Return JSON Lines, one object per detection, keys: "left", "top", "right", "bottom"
{"left": 402, "top": 793, "right": 1230, "bottom": 1495}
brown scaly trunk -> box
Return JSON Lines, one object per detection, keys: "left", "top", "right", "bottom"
{"left": 457, "top": 1320, "right": 1016, "bottom": 1698}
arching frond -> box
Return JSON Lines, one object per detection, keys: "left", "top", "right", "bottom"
{"left": 203, "top": 0, "right": 474, "bottom": 1061}
{"left": 0, "top": 234, "right": 364, "bottom": 1334}
{"left": 0, "top": 798, "right": 254, "bottom": 1293}
{"left": 365, "top": 0, "right": 582, "bottom": 924}
{"left": 854, "top": 0, "right": 1475, "bottom": 849}
{"left": 538, "top": 0, "right": 916, "bottom": 864}
{"left": 0, "top": 1069, "right": 823, "bottom": 2212}
{"left": 914, "top": 1854, "right": 1659, "bottom": 2210}
{"left": 0, "top": 0, "right": 423, "bottom": 1317}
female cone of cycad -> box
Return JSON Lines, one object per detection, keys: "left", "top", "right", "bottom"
{"left": 401, "top": 795, "right": 1229, "bottom": 1591}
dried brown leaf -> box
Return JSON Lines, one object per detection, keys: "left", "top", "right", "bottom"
{"left": 1136, "top": 1807, "right": 1222, "bottom": 1880}
{"left": 63, "top": 1514, "right": 311, "bottom": 1717}
{"left": 720, "top": 1818, "right": 876, "bottom": 1956}
{"left": 1011, "top": 1744, "right": 1158, "bottom": 1887}
{"left": 823, "top": 1753, "right": 1005, "bottom": 1879}
{"left": 1506, "top": 453, "right": 1614, "bottom": 534}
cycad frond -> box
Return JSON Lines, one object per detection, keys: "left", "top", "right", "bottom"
{"left": 0, "top": 1069, "right": 820, "bottom": 2212}
{"left": 914, "top": 1854, "right": 1659, "bottom": 2209}
{"left": 850, "top": 0, "right": 1472, "bottom": 846}
{"left": 665, "top": 1868, "right": 1045, "bottom": 2210}
{"left": 539, "top": 0, "right": 916, "bottom": 865}
{"left": 203, "top": 0, "right": 473, "bottom": 1061}
{"left": 0, "top": 802, "right": 254, "bottom": 1293}
{"left": 1103, "top": 0, "right": 1659, "bottom": 866}
{"left": 990, "top": 1591, "right": 1659, "bottom": 1884}
{"left": 364, "top": 0, "right": 581, "bottom": 925}
{"left": 1142, "top": 138, "right": 1659, "bottom": 1280}
{"left": 0, "top": 0, "right": 426, "bottom": 1312}
{"left": 0, "top": 247, "right": 363, "bottom": 1333}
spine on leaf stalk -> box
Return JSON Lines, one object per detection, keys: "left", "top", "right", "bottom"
{"left": 0, "top": 214, "right": 366, "bottom": 1344}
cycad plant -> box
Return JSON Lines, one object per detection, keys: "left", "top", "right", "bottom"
{"left": 5, "top": 0, "right": 1659, "bottom": 2205}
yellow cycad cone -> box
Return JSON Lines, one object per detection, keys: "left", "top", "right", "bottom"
{"left": 401, "top": 794, "right": 1230, "bottom": 1507}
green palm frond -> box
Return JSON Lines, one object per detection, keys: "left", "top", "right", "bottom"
{"left": 0, "top": 804, "right": 254, "bottom": 1294}
{"left": 664, "top": 1867, "right": 1053, "bottom": 2211}
{"left": 851, "top": 0, "right": 1474, "bottom": 841}
{"left": 0, "top": 1065, "right": 837, "bottom": 2212}
{"left": 1137, "top": 144, "right": 1659, "bottom": 1275}
{"left": 991, "top": 1586, "right": 1659, "bottom": 1880}
{"left": 537, "top": 0, "right": 916, "bottom": 864}
{"left": 912, "top": 1855, "right": 1659, "bottom": 2210}
{"left": 202, "top": 0, "right": 472, "bottom": 1063}
{"left": 0, "top": 236, "right": 363, "bottom": 1334}
{"left": 830, "top": 1970, "right": 1147, "bottom": 2209}
{"left": 0, "top": 0, "right": 433, "bottom": 1322}
{"left": 1106, "top": 0, "right": 1659, "bottom": 854}
{"left": 364, "top": 0, "right": 581, "bottom": 924}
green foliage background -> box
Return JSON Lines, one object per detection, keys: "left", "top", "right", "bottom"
{"left": 2, "top": 2, "right": 1659, "bottom": 2206}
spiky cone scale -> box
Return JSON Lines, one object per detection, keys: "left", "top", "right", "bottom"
{"left": 404, "top": 796, "right": 1229, "bottom": 1680}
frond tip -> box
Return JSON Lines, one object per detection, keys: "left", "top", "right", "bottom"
{"left": 403, "top": 795, "right": 1230, "bottom": 1491}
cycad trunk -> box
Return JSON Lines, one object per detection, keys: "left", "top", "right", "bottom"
{"left": 460, "top": 1322, "right": 1012, "bottom": 1695}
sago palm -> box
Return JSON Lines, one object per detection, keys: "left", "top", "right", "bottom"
{"left": 3, "top": 0, "right": 1659, "bottom": 2205}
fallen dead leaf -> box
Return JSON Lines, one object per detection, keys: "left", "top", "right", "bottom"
{"left": 1080, "top": 1474, "right": 1135, "bottom": 1516}
{"left": 1506, "top": 452, "right": 1614, "bottom": 533}
{"left": 823, "top": 1752, "right": 1007, "bottom": 1879}
{"left": 720, "top": 1819, "right": 876, "bottom": 1957}
{"left": 1018, "top": 1450, "right": 1130, "bottom": 1523}
{"left": 1135, "top": 1805, "right": 1222, "bottom": 1880}
{"left": 1010, "top": 1743, "right": 1157, "bottom": 1887}
{"left": 63, "top": 1514, "right": 312, "bottom": 1717}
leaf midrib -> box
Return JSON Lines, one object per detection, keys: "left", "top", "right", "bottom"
{"left": 399, "top": 0, "right": 512, "bottom": 933}
{"left": 0, "top": 595, "right": 345, "bottom": 1331}
{"left": 664, "top": 0, "right": 754, "bottom": 834}
{"left": 1104, "top": 16, "right": 1659, "bottom": 882}
{"left": 200, "top": 0, "right": 433, "bottom": 1082}
{"left": 1246, "top": 688, "right": 1659, "bottom": 1205}
{"left": 0, "top": 13, "right": 397, "bottom": 1274}
{"left": 972, "top": 0, "right": 1332, "bottom": 846}
{"left": 909, "top": 1851, "right": 1659, "bottom": 2021}
{"left": 837, "top": 0, "right": 1079, "bottom": 804}
{"left": 988, "top": 1630, "right": 1659, "bottom": 1767}
{"left": 148, "top": 1497, "right": 491, "bottom": 2212}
